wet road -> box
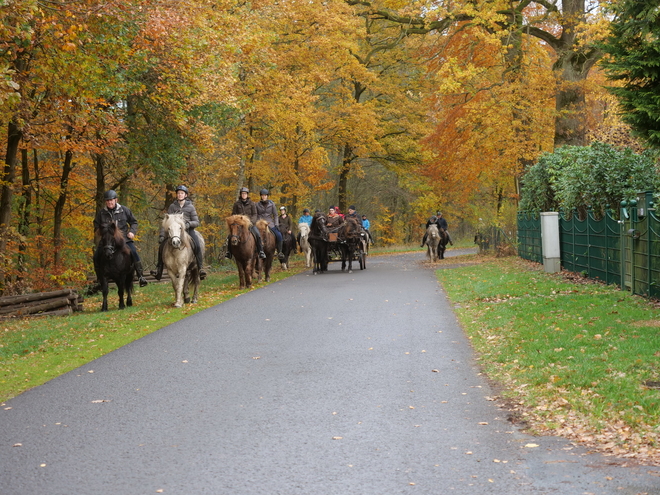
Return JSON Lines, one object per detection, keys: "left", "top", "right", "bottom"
{"left": 1, "top": 250, "right": 659, "bottom": 494}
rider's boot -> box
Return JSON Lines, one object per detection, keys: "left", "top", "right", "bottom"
{"left": 135, "top": 261, "right": 149, "bottom": 287}
{"left": 150, "top": 241, "right": 165, "bottom": 280}
{"left": 255, "top": 233, "right": 266, "bottom": 259}
{"left": 277, "top": 239, "right": 285, "bottom": 261}
{"left": 420, "top": 234, "right": 427, "bottom": 248}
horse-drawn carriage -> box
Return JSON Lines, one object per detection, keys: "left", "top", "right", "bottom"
{"left": 326, "top": 229, "right": 368, "bottom": 270}
{"left": 308, "top": 213, "right": 368, "bottom": 274}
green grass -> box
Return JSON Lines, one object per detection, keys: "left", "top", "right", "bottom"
{"left": 0, "top": 261, "right": 308, "bottom": 403}
{"left": 437, "top": 255, "right": 660, "bottom": 462}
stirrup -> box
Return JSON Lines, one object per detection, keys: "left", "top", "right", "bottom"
{"left": 199, "top": 269, "right": 207, "bottom": 280}
{"left": 149, "top": 269, "right": 162, "bottom": 281}
{"left": 139, "top": 276, "right": 148, "bottom": 287}
{"left": 259, "top": 251, "right": 267, "bottom": 259}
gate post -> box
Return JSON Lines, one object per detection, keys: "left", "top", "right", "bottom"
{"left": 541, "top": 212, "right": 561, "bottom": 273}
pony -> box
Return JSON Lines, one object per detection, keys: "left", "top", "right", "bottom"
{"left": 309, "top": 212, "right": 329, "bottom": 274}
{"left": 93, "top": 222, "right": 135, "bottom": 312}
{"left": 255, "top": 219, "right": 276, "bottom": 282}
{"left": 425, "top": 224, "right": 448, "bottom": 262}
{"left": 298, "top": 222, "right": 312, "bottom": 268}
{"left": 161, "top": 213, "right": 204, "bottom": 307}
{"left": 226, "top": 214, "right": 258, "bottom": 289}
{"left": 337, "top": 216, "right": 363, "bottom": 273}
{"left": 279, "top": 230, "right": 297, "bottom": 270}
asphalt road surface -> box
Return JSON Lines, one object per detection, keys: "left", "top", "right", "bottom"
{"left": 2, "top": 250, "right": 659, "bottom": 495}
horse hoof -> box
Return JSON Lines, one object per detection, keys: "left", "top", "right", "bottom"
{"left": 174, "top": 303, "right": 183, "bottom": 308}
{"left": 184, "top": 297, "right": 191, "bottom": 304}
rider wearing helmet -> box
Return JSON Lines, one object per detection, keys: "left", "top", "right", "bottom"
{"left": 93, "top": 189, "right": 148, "bottom": 287}
{"left": 420, "top": 211, "right": 453, "bottom": 247}
{"left": 151, "top": 185, "right": 206, "bottom": 281}
{"left": 256, "top": 189, "right": 285, "bottom": 260}
{"left": 226, "top": 187, "right": 266, "bottom": 260}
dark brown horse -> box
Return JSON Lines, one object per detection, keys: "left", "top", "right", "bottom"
{"left": 309, "top": 212, "right": 329, "bottom": 274}
{"left": 93, "top": 222, "right": 135, "bottom": 311}
{"left": 338, "top": 216, "right": 362, "bottom": 273}
{"left": 279, "top": 231, "right": 297, "bottom": 270}
{"left": 256, "top": 219, "right": 276, "bottom": 283}
{"left": 226, "top": 214, "right": 257, "bottom": 289}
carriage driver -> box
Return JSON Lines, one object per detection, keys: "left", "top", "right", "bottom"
{"left": 420, "top": 211, "right": 453, "bottom": 247}
{"left": 151, "top": 185, "right": 206, "bottom": 281}
{"left": 93, "top": 190, "right": 148, "bottom": 287}
{"left": 256, "top": 189, "right": 285, "bottom": 261}
{"left": 225, "top": 187, "right": 267, "bottom": 260}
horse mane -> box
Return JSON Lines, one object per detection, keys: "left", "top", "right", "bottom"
{"left": 298, "top": 222, "right": 310, "bottom": 234}
{"left": 255, "top": 219, "right": 269, "bottom": 231}
{"left": 101, "top": 222, "right": 126, "bottom": 248}
{"left": 164, "top": 212, "right": 187, "bottom": 229}
{"left": 226, "top": 214, "right": 253, "bottom": 229}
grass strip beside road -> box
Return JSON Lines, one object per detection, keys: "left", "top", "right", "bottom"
{"left": 437, "top": 256, "right": 660, "bottom": 464}
{"left": 0, "top": 263, "right": 308, "bottom": 404}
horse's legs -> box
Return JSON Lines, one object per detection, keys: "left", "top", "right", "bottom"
{"left": 126, "top": 273, "right": 133, "bottom": 307}
{"left": 183, "top": 275, "right": 190, "bottom": 304}
{"left": 171, "top": 270, "right": 185, "bottom": 307}
{"left": 117, "top": 282, "right": 126, "bottom": 310}
{"left": 100, "top": 278, "right": 109, "bottom": 312}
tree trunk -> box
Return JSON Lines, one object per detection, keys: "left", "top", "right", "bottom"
{"left": 338, "top": 143, "right": 354, "bottom": 213}
{"left": 0, "top": 121, "right": 22, "bottom": 288}
{"left": 17, "top": 148, "right": 31, "bottom": 274}
{"left": 53, "top": 149, "right": 74, "bottom": 268}
{"left": 94, "top": 152, "right": 106, "bottom": 211}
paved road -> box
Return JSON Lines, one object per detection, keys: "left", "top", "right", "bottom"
{"left": 1, "top": 250, "right": 659, "bottom": 494}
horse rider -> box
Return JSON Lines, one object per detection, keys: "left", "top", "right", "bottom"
{"left": 225, "top": 187, "right": 267, "bottom": 260}
{"left": 346, "top": 205, "right": 359, "bottom": 219}
{"left": 93, "top": 189, "right": 148, "bottom": 287}
{"left": 421, "top": 211, "right": 453, "bottom": 247}
{"left": 151, "top": 185, "right": 206, "bottom": 281}
{"left": 361, "top": 214, "right": 374, "bottom": 245}
{"left": 298, "top": 208, "right": 313, "bottom": 227}
{"left": 326, "top": 206, "right": 344, "bottom": 228}
{"left": 256, "top": 189, "right": 285, "bottom": 261}
{"left": 279, "top": 206, "right": 293, "bottom": 237}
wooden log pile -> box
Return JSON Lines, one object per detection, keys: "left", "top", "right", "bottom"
{"left": 0, "top": 289, "right": 83, "bottom": 318}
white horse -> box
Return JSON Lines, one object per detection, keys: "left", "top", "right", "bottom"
{"left": 298, "top": 222, "right": 312, "bottom": 268}
{"left": 425, "top": 224, "right": 441, "bottom": 263}
{"left": 161, "top": 213, "right": 205, "bottom": 307}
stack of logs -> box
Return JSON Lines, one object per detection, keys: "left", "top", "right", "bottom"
{"left": 0, "top": 289, "right": 83, "bottom": 318}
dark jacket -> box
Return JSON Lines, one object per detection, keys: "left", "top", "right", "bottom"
{"left": 327, "top": 214, "right": 344, "bottom": 229}
{"left": 256, "top": 200, "right": 279, "bottom": 229}
{"left": 167, "top": 199, "right": 200, "bottom": 229}
{"left": 279, "top": 214, "right": 293, "bottom": 233}
{"left": 94, "top": 203, "right": 138, "bottom": 241}
{"left": 232, "top": 198, "right": 258, "bottom": 224}
{"left": 427, "top": 216, "right": 448, "bottom": 231}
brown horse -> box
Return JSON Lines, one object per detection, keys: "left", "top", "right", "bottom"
{"left": 93, "top": 222, "right": 134, "bottom": 311}
{"left": 226, "top": 214, "right": 258, "bottom": 289}
{"left": 338, "top": 216, "right": 362, "bottom": 273}
{"left": 255, "top": 219, "right": 276, "bottom": 282}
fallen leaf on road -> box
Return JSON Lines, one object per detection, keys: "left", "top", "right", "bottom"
{"left": 332, "top": 436, "right": 343, "bottom": 440}
{"left": 525, "top": 443, "right": 540, "bottom": 448}
{"left": 478, "top": 422, "right": 489, "bottom": 425}
{"left": 13, "top": 443, "right": 21, "bottom": 447}
{"left": 432, "top": 369, "right": 439, "bottom": 373}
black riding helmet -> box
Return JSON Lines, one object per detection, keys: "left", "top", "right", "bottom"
{"left": 104, "top": 190, "right": 118, "bottom": 200}
{"left": 175, "top": 185, "right": 189, "bottom": 195}
{"left": 260, "top": 188, "right": 269, "bottom": 196}
{"left": 239, "top": 187, "right": 249, "bottom": 194}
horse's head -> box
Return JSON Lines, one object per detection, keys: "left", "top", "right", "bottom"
{"left": 226, "top": 215, "right": 251, "bottom": 246}
{"left": 298, "top": 223, "right": 310, "bottom": 237}
{"left": 164, "top": 213, "right": 186, "bottom": 249}
{"left": 101, "top": 222, "right": 124, "bottom": 259}
{"left": 311, "top": 213, "right": 327, "bottom": 235}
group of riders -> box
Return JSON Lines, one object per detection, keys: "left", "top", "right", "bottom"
{"left": 94, "top": 185, "right": 449, "bottom": 285}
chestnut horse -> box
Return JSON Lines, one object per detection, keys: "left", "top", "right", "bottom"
{"left": 226, "top": 214, "right": 258, "bottom": 289}
{"left": 255, "top": 219, "right": 276, "bottom": 282}
{"left": 309, "top": 212, "right": 329, "bottom": 274}
{"left": 161, "top": 213, "right": 204, "bottom": 307}
{"left": 93, "top": 222, "right": 135, "bottom": 311}
{"left": 337, "top": 216, "right": 362, "bottom": 273}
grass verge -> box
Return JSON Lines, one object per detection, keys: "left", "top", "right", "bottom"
{"left": 437, "top": 255, "right": 660, "bottom": 464}
{"left": 0, "top": 261, "right": 308, "bottom": 403}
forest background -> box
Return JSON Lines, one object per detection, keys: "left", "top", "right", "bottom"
{"left": 0, "top": 0, "right": 645, "bottom": 294}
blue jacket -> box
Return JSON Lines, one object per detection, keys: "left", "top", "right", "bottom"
{"left": 361, "top": 218, "right": 370, "bottom": 230}
{"left": 298, "top": 214, "right": 313, "bottom": 226}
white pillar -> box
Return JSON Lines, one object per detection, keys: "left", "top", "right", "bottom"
{"left": 540, "top": 212, "right": 561, "bottom": 273}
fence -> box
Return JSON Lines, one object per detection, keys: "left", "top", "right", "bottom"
{"left": 517, "top": 200, "right": 660, "bottom": 298}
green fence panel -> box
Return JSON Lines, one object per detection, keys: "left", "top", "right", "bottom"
{"left": 517, "top": 212, "right": 541, "bottom": 263}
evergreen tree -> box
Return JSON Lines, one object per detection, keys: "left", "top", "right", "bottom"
{"left": 601, "top": 0, "right": 660, "bottom": 148}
